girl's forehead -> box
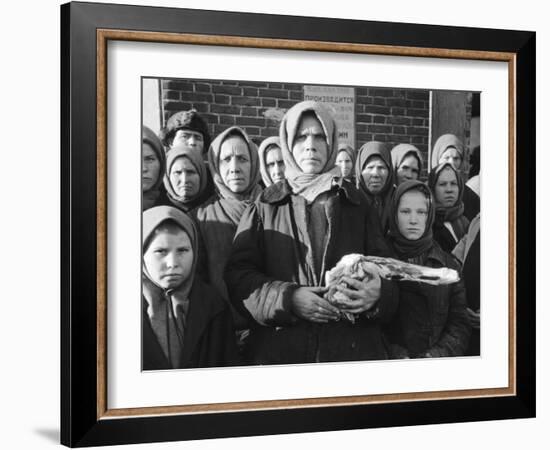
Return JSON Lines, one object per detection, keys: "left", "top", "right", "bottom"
{"left": 438, "top": 167, "right": 457, "bottom": 180}
{"left": 399, "top": 190, "right": 429, "bottom": 205}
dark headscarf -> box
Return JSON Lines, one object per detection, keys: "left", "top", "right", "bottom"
{"left": 142, "top": 126, "right": 166, "bottom": 211}
{"left": 142, "top": 206, "right": 198, "bottom": 367}
{"left": 391, "top": 143, "right": 422, "bottom": 179}
{"left": 258, "top": 136, "right": 282, "bottom": 187}
{"left": 279, "top": 101, "right": 340, "bottom": 203}
{"left": 355, "top": 141, "right": 395, "bottom": 232}
{"left": 430, "top": 133, "right": 464, "bottom": 171}
{"left": 388, "top": 181, "right": 435, "bottom": 259}
{"left": 428, "top": 163, "right": 470, "bottom": 242}
{"left": 163, "top": 143, "right": 208, "bottom": 213}
{"left": 336, "top": 143, "right": 357, "bottom": 180}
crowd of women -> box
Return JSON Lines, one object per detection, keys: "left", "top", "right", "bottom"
{"left": 141, "top": 100, "right": 481, "bottom": 370}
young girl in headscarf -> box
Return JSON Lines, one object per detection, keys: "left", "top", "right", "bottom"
{"left": 142, "top": 126, "right": 167, "bottom": 211}
{"left": 430, "top": 133, "right": 480, "bottom": 221}
{"left": 195, "top": 126, "right": 263, "bottom": 329}
{"left": 258, "top": 136, "right": 285, "bottom": 187}
{"left": 428, "top": 163, "right": 470, "bottom": 254}
{"left": 163, "top": 143, "right": 209, "bottom": 213}
{"left": 391, "top": 143, "right": 422, "bottom": 186}
{"left": 385, "top": 181, "right": 470, "bottom": 358}
{"left": 335, "top": 143, "right": 357, "bottom": 182}
{"left": 355, "top": 141, "right": 395, "bottom": 235}
{"left": 142, "top": 206, "right": 237, "bottom": 369}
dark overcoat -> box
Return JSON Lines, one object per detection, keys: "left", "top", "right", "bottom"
{"left": 385, "top": 243, "right": 471, "bottom": 358}
{"left": 225, "top": 180, "right": 399, "bottom": 365}
{"left": 142, "top": 277, "right": 239, "bottom": 370}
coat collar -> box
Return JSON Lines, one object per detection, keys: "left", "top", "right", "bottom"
{"left": 424, "top": 242, "right": 456, "bottom": 268}
{"left": 260, "top": 179, "right": 361, "bottom": 205}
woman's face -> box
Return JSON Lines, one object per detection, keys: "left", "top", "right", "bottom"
{"left": 144, "top": 228, "right": 194, "bottom": 289}
{"left": 396, "top": 154, "right": 420, "bottom": 185}
{"left": 292, "top": 114, "right": 329, "bottom": 174}
{"left": 142, "top": 143, "right": 161, "bottom": 192}
{"left": 169, "top": 156, "right": 200, "bottom": 200}
{"left": 361, "top": 156, "right": 389, "bottom": 194}
{"left": 265, "top": 146, "right": 286, "bottom": 183}
{"left": 219, "top": 135, "right": 251, "bottom": 193}
{"left": 434, "top": 167, "right": 459, "bottom": 207}
{"left": 335, "top": 151, "right": 353, "bottom": 177}
{"left": 397, "top": 190, "right": 429, "bottom": 240}
{"left": 438, "top": 147, "right": 462, "bottom": 170}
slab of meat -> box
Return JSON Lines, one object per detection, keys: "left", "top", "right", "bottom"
{"left": 324, "top": 254, "right": 460, "bottom": 322}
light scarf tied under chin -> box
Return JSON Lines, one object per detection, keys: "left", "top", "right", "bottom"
{"left": 279, "top": 101, "right": 341, "bottom": 203}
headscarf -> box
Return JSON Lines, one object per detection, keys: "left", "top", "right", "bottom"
{"left": 430, "top": 133, "right": 465, "bottom": 171}
{"left": 355, "top": 141, "right": 395, "bottom": 231}
{"left": 388, "top": 180, "right": 435, "bottom": 259}
{"left": 336, "top": 143, "right": 357, "bottom": 179}
{"left": 391, "top": 143, "right": 422, "bottom": 177}
{"left": 208, "top": 126, "right": 262, "bottom": 207}
{"left": 163, "top": 143, "right": 208, "bottom": 212}
{"left": 279, "top": 101, "right": 341, "bottom": 203}
{"left": 142, "top": 206, "right": 198, "bottom": 367}
{"left": 428, "top": 163, "right": 470, "bottom": 245}
{"left": 258, "top": 136, "right": 282, "bottom": 187}
{"left": 142, "top": 126, "right": 166, "bottom": 211}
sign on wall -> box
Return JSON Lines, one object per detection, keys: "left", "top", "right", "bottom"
{"left": 303, "top": 85, "right": 356, "bottom": 149}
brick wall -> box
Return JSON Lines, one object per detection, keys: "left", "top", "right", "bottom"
{"left": 160, "top": 78, "right": 471, "bottom": 180}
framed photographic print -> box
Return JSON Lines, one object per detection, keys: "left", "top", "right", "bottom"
{"left": 61, "top": 1, "right": 536, "bottom": 447}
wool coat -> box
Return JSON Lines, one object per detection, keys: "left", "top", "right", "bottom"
{"left": 385, "top": 243, "right": 471, "bottom": 358}
{"left": 143, "top": 276, "right": 239, "bottom": 370}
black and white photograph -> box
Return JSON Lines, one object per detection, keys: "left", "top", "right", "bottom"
{"left": 141, "top": 77, "right": 481, "bottom": 370}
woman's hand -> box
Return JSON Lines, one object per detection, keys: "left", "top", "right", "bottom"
{"left": 335, "top": 275, "right": 381, "bottom": 314}
{"left": 466, "top": 307, "right": 480, "bottom": 329}
{"left": 291, "top": 286, "right": 340, "bottom": 323}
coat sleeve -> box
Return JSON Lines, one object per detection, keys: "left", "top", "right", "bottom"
{"left": 424, "top": 280, "right": 472, "bottom": 358}
{"left": 224, "top": 203, "right": 299, "bottom": 327}
{"left": 364, "top": 277, "right": 399, "bottom": 324}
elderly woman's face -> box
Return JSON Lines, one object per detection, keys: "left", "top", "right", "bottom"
{"left": 142, "top": 143, "right": 161, "bottom": 192}
{"left": 396, "top": 154, "right": 420, "bottom": 185}
{"left": 438, "top": 147, "right": 462, "bottom": 170}
{"left": 362, "top": 156, "right": 389, "bottom": 194}
{"left": 219, "top": 135, "right": 251, "bottom": 193}
{"left": 292, "top": 114, "right": 328, "bottom": 174}
{"left": 265, "top": 146, "right": 286, "bottom": 183}
{"left": 144, "top": 227, "right": 194, "bottom": 290}
{"left": 434, "top": 166, "right": 459, "bottom": 207}
{"left": 335, "top": 150, "right": 353, "bottom": 177}
{"left": 169, "top": 156, "right": 200, "bottom": 200}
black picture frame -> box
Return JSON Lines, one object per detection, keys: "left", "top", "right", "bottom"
{"left": 61, "top": 1, "right": 536, "bottom": 447}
